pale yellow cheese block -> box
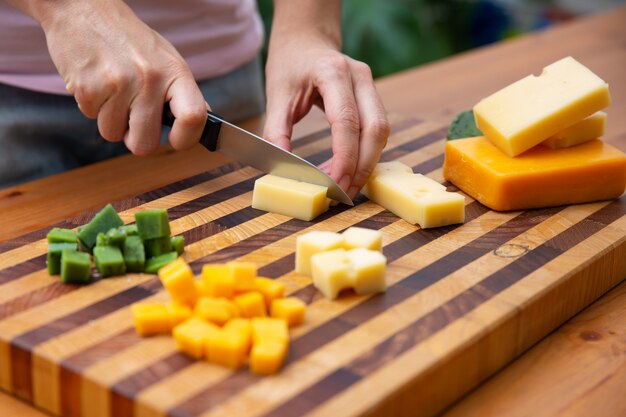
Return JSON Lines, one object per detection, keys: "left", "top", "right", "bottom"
{"left": 310, "top": 248, "right": 387, "bottom": 299}
{"left": 252, "top": 174, "right": 330, "bottom": 221}
{"left": 543, "top": 111, "right": 606, "bottom": 149}
{"left": 342, "top": 227, "right": 383, "bottom": 251}
{"left": 362, "top": 162, "right": 465, "bottom": 228}
{"left": 295, "top": 231, "right": 344, "bottom": 276}
{"left": 474, "top": 56, "right": 611, "bottom": 156}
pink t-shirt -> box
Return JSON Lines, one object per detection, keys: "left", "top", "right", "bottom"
{"left": 0, "top": 0, "right": 264, "bottom": 95}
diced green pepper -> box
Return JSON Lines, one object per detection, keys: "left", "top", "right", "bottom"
{"left": 47, "top": 228, "right": 78, "bottom": 244}
{"left": 77, "top": 204, "right": 124, "bottom": 252}
{"left": 60, "top": 250, "right": 91, "bottom": 283}
{"left": 144, "top": 236, "right": 172, "bottom": 258}
{"left": 135, "top": 209, "right": 170, "bottom": 240}
{"left": 144, "top": 252, "right": 178, "bottom": 274}
{"left": 123, "top": 235, "right": 145, "bottom": 273}
{"left": 94, "top": 245, "right": 126, "bottom": 277}
{"left": 47, "top": 242, "right": 78, "bottom": 275}
{"left": 170, "top": 235, "right": 185, "bottom": 256}
{"left": 96, "top": 232, "right": 109, "bottom": 247}
{"left": 106, "top": 227, "right": 127, "bottom": 247}
{"left": 120, "top": 224, "right": 138, "bottom": 236}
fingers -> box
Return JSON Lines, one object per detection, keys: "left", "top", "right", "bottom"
{"left": 263, "top": 93, "right": 294, "bottom": 151}
{"left": 345, "top": 60, "right": 390, "bottom": 198}
{"left": 317, "top": 57, "right": 361, "bottom": 193}
{"left": 165, "top": 77, "right": 208, "bottom": 151}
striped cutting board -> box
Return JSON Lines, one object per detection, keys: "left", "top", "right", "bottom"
{"left": 0, "top": 116, "right": 624, "bottom": 417}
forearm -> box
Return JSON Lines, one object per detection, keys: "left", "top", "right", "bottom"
{"left": 271, "top": 0, "right": 342, "bottom": 50}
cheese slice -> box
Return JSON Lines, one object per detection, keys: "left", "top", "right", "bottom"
{"left": 252, "top": 174, "right": 330, "bottom": 221}
{"left": 443, "top": 136, "right": 626, "bottom": 211}
{"left": 543, "top": 111, "right": 606, "bottom": 149}
{"left": 474, "top": 56, "right": 611, "bottom": 156}
{"left": 362, "top": 162, "right": 465, "bottom": 228}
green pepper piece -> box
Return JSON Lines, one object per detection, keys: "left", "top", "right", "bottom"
{"left": 60, "top": 250, "right": 91, "bottom": 283}
{"left": 447, "top": 109, "right": 483, "bottom": 140}
{"left": 77, "top": 204, "right": 124, "bottom": 252}
{"left": 120, "top": 224, "right": 139, "bottom": 236}
{"left": 94, "top": 245, "right": 126, "bottom": 277}
{"left": 106, "top": 227, "right": 127, "bottom": 248}
{"left": 47, "top": 242, "right": 78, "bottom": 275}
{"left": 135, "top": 209, "right": 171, "bottom": 240}
{"left": 47, "top": 227, "right": 78, "bottom": 244}
{"left": 170, "top": 235, "right": 185, "bottom": 256}
{"left": 144, "top": 252, "right": 178, "bottom": 274}
{"left": 124, "top": 235, "right": 145, "bottom": 273}
{"left": 144, "top": 236, "right": 173, "bottom": 258}
{"left": 95, "top": 232, "right": 109, "bottom": 247}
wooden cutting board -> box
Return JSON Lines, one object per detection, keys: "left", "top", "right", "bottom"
{"left": 0, "top": 114, "right": 624, "bottom": 417}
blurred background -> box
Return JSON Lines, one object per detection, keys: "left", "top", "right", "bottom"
{"left": 256, "top": 0, "right": 625, "bottom": 79}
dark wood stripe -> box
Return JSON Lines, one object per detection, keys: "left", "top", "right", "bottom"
{"left": 260, "top": 199, "right": 626, "bottom": 417}
{"left": 0, "top": 280, "right": 76, "bottom": 320}
{"left": 0, "top": 254, "right": 47, "bottom": 285}
{"left": 182, "top": 206, "right": 265, "bottom": 246}
{"left": 381, "top": 126, "right": 447, "bottom": 161}
{"left": 167, "top": 206, "right": 558, "bottom": 417}
{"left": 9, "top": 278, "right": 162, "bottom": 401}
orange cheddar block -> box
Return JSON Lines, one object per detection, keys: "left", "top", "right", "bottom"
{"left": 194, "top": 297, "right": 239, "bottom": 325}
{"left": 131, "top": 303, "right": 171, "bottom": 336}
{"left": 251, "top": 317, "right": 289, "bottom": 345}
{"left": 543, "top": 111, "right": 606, "bottom": 149}
{"left": 173, "top": 317, "right": 221, "bottom": 359}
{"left": 254, "top": 277, "right": 286, "bottom": 309}
{"left": 228, "top": 261, "right": 257, "bottom": 292}
{"left": 205, "top": 329, "right": 250, "bottom": 369}
{"left": 201, "top": 264, "right": 235, "bottom": 298}
{"left": 158, "top": 258, "right": 197, "bottom": 306}
{"left": 443, "top": 137, "right": 626, "bottom": 211}
{"left": 165, "top": 301, "right": 192, "bottom": 328}
{"left": 270, "top": 297, "right": 306, "bottom": 327}
{"left": 474, "top": 57, "right": 611, "bottom": 157}
{"left": 250, "top": 339, "right": 288, "bottom": 375}
{"left": 233, "top": 291, "right": 267, "bottom": 318}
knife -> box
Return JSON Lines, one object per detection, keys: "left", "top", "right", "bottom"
{"left": 162, "top": 103, "right": 353, "bottom": 206}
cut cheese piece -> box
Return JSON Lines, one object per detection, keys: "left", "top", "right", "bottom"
{"left": 252, "top": 174, "right": 330, "bottom": 221}
{"left": 310, "top": 248, "right": 387, "bottom": 299}
{"left": 342, "top": 226, "right": 383, "bottom": 251}
{"left": 543, "top": 111, "right": 606, "bottom": 149}
{"left": 443, "top": 136, "right": 626, "bottom": 211}
{"left": 474, "top": 56, "right": 611, "bottom": 157}
{"left": 362, "top": 161, "right": 465, "bottom": 228}
{"left": 295, "top": 231, "right": 344, "bottom": 276}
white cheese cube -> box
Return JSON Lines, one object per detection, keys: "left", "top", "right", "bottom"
{"left": 310, "top": 249, "right": 353, "bottom": 299}
{"left": 295, "top": 231, "right": 344, "bottom": 276}
{"left": 252, "top": 175, "right": 330, "bottom": 221}
{"left": 342, "top": 227, "right": 383, "bottom": 251}
{"left": 346, "top": 248, "right": 387, "bottom": 295}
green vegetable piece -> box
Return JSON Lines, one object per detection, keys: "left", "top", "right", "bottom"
{"left": 135, "top": 209, "right": 171, "bottom": 240}
{"left": 77, "top": 204, "right": 124, "bottom": 251}
{"left": 47, "top": 242, "right": 78, "bottom": 275}
{"left": 47, "top": 228, "right": 78, "bottom": 244}
{"left": 120, "top": 224, "right": 138, "bottom": 236}
{"left": 96, "top": 232, "right": 109, "bottom": 247}
{"left": 144, "top": 236, "right": 172, "bottom": 258}
{"left": 94, "top": 245, "right": 126, "bottom": 277}
{"left": 170, "top": 235, "right": 185, "bottom": 256}
{"left": 144, "top": 252, "right": 178, "bottom": 274}
{"left": 124, "top": 235, "right": 145, "bottom": 273}
{"left": 447, "top": 109, "right": 483, "bottom": 140}
{"left": 106, "top": 227, "right": 127, "bottom": 247}
{"left": 60, "top": 250, "right": 91, "bottom": 283}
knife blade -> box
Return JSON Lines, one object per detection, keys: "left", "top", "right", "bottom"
{"left": 162, "top": 103, "right": 353, "bottom": 206}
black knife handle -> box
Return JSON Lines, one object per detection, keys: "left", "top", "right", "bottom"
{"left": 162, "top": 102, "right": 222, "bottom": 152}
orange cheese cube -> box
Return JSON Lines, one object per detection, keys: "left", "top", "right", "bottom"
{"left": 543, "top": 111, "right": 606, "bottom": 149}
{"left": 251, "top": 317, "right": 289, "bottom": 345}
{"left": 173, "top": 317, "right": 221, "bottom": 359}
{"left": 233, "top": 291, "right": 267, "bottom": 318}
{"left": 474, "top": 57, "right": 611, "bottom": 156}
{"left": 201, "top": 264, "right": 235, "bottom": 298}
{"left": 250, "top": 339, "right": 288, "bottom": 375}
{"left": 443, "top": 137, "right": 626, "bottom": 211}
{"left": 223, "top": 318, "right": 253, "bottom": 355}
{"left": 228, "top": 261, "right": 257, "bottom": 292}
{"left": 165, "top": 301, "right": 192, "bottom": 328}
{"left": 131, "top": 303, "right": 171, "bottom": 336}
{"left": 205, "top": 330, "right": 250, "bottom": 369}
{"left": 270, "top": 297, "right": 306, "bottom": 327}
{"left": 158, "top": 258, "right": 198, "bottom": 306}
{"left": 254, "top": 277, "right": 286, "bottom": 309}
{"left": 194, "top": 297, "right": 239, "bottom": 325}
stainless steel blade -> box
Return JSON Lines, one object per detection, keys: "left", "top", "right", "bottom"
{"left": 215, "top": 119, "right": 353, "bottom": 206}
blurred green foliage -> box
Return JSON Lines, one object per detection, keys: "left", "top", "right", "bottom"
{"left": 257, "top": 0, "right": 554, "bottom": 78}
